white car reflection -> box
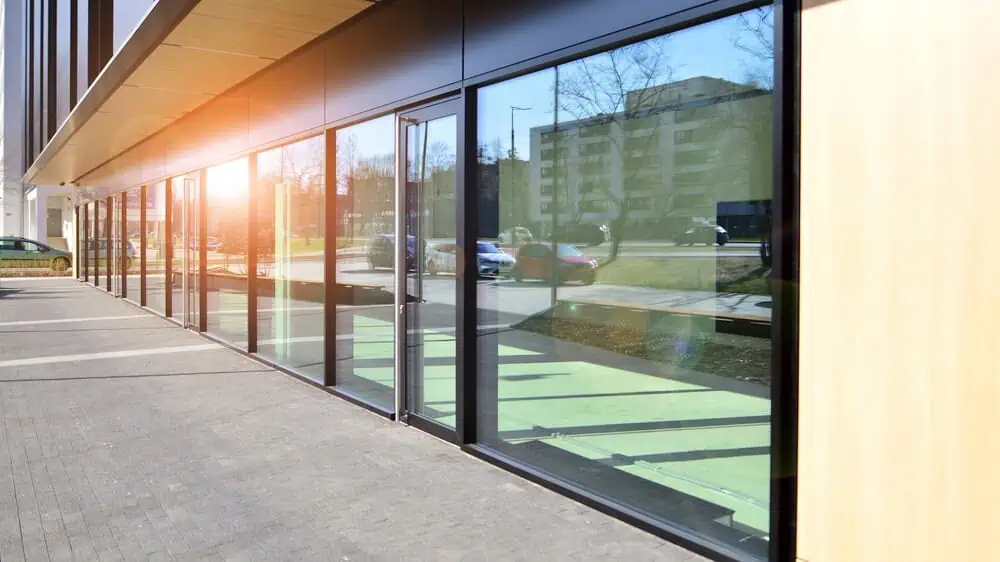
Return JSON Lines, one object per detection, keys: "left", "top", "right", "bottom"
{"left": 426, "top": 241, "right": 516, "bottom": 278}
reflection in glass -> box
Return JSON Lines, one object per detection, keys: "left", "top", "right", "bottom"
{"left": 256, "top": 136, "right": 325, "bottom": 380}
{"left": 147, "top": 182, "right": 168, "bottom": 315}
{"left": 476, "top": 8, "right": 774, "bottom": 558}
{"left": 124, "top": 188, "right": 141, "bottom": 303}
{"left": 405, "top": 115, "right": 458, "bottom": 427}
{"left": 335, "top": 115, "right": 397, "bottom": 409}
{"left": 95, "top": 200, "right": 105, "bottom": 285}
{"left": 205, "top": 158, "right": 250, "bottom": 347}
{"left": 171, "top": 174, "right": 200, "bottom": 327}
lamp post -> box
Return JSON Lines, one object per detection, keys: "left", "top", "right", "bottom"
{"left": 509, "top": 106, "right": 531, "bottom": 234}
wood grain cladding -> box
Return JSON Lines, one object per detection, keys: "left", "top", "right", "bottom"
{"left": 798, "top": 1, "right": 1000, "bottom": 561}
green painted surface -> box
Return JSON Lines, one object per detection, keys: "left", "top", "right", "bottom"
{"left": 344, "top": 314, "right": 770, "bottom": 534}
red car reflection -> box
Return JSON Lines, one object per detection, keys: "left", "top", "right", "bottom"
{"left": 512, "top": 242, "right": 598, "bottom": 285}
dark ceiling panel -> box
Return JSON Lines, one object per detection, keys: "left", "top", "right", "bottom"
{"left": 325, "top": 0, "right": 461, "bottom": 125}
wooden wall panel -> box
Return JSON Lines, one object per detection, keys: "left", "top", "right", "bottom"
{"left": 798, "top": 1, "right": 1000, "bottom": 561}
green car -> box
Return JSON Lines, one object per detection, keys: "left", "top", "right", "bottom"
{"left": 0, "top": 237, "right": 73, "bottom": 271}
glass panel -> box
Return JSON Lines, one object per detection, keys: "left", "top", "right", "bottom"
{"left": 147, "top": 182, "right": 168, "bottom": 315}
{"left": 125, "top": 188, "right": 141, "bottom": 302}
{"left": 257, "top": 135, "right": 326, "bottom": 380}
{"left": 205, "top": 158, "right": 250, "bottom": 347}
{"left": 96, "top": 200, "right": 105, "bottom": 284}
{"left": 171, "top": 174, "right": 200, "bottom": 326}
{"left": 405, "top": 115, "right": 459, "bottom": 426}
{"left": 475, "top": 8, "right": 774, "bottom": 558}
{"left": 335, "top": 115, "right": 396, "bottom": 409}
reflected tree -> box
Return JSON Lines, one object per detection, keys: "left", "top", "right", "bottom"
{"left": 555, "top": 38, "right": 674, "bottom": 266}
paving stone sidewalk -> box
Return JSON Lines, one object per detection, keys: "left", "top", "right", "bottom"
{"left": 0, "top": 278, "right": 704, "bottom": 562}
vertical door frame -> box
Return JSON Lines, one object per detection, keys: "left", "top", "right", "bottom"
{"left": 120, "top": 190, "right": 128, "bottom": 299}
{"left": 323, "top": 129, "right": 338, "bottom": 386}
{"left": 395, "top": 97, "right": 462, "bottom": 441}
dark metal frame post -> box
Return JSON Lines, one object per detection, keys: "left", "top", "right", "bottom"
{"left": 105, "top": 195, "right": 111, "bottom": 291}
{"left": 140, "top": 184, "right": 147, "bottom": 306}
{"left": 82, "top": 203, "right": 88, "bottom": 282}
{"left": 164, "top": 178, "right": 173, "bottom": 318}
{"left": 199, "top": 169, "right": 208, "bottom": 333}
{"left": 456, "top": 89, "right": 478, "bottom": 445}
{"left": 769, "top": 0, "right": 800, "bottom": 560}
{"left": 247, "top": 153, "right": 258, "bottom": 353}
{"left": 323, "top": 129, "right": 337, "bottom": 386}
{"left": 120, "top": 190, "right": 128, "bottom": 299}
{"left": 93, "top": 201, "right": 99, "bottom": 284}
{"left": 74, "top": 204, "right": 80, "bottom": 278}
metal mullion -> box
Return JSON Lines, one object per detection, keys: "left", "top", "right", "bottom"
{"left": 120, "top": 191, "right": 128, "bottom": 299}
{"left": 82, "top": 204, "right": 88, "bottom": 282}
{"left": 323, "top": 129, "right": 337, "bottom": 386}
{"left": 394, "top": 115, "right": 406, "bottom": 421}
{"left": 74, "top": 205, "right": 80, "bottom": 279}
{"left": 456, "top": 88, "right": 478, "bottom": 445}
{"left": 140, "top": 184, "right": 147, "bottom": 306}
{"left": 247, "top": 153, "right": 258, "bottom": 353}
{"left": 769, "top": 1, "right": 800, "bottom": 561}
{"left": 105, "top": 196, "right": 111, "bottom": 292}
{"left": 199, "top": 169, "right": 208, "bottom": 333}
{"left": 165, "top": 179, "right": 173, "bottom": 318}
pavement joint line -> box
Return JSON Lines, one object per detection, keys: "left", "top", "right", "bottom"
{"left": 0, "top": 314, "right": 149, "bottom": 327}
{"left": 0, "top": 343, "right": 223, "bottom": 369}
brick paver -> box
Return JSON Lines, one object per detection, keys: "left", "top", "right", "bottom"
{"left": 0, "top": 279, "right": 703, "bottom": 561}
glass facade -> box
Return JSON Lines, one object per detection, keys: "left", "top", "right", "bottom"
{"left": 475, "top": 10, "right": 773, "bottom": 556}
{"left": 69, "top": 6, "right": 782, "bottom": 559}
{"left": 335, "top": 115, "right": 397, "bottom": 409}
{"left": 147, "top": 182, "right": 168, "bottom": 315}
{"left": 257, "top": 136, "right": 326, "bottom": 380}
{"left": 206, "top": 158, "right": 250, "bottom": 346}
{"left": 477, "top": 7, "right": 773, "bottom": 555}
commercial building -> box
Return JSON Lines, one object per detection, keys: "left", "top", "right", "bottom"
{"left": 8, "top": 1, "right": 998, "bottom": 561}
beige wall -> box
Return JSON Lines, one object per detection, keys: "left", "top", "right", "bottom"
{"left": 799, "top": 0, "right": 1000, "bottom": 560}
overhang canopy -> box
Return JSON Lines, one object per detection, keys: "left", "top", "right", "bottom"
{"left": 25, "top": 0, "right": 375, "bottom": 186}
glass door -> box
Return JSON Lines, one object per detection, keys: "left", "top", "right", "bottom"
{"left": 397, "top": 100, "right": 460, "bottom": 437}
{"left": 183, "top": 176, "right": 201, "bottom": 328}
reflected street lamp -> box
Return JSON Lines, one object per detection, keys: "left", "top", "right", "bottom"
{"left": 510, "top": 106, "right": 531, "bottom": 232}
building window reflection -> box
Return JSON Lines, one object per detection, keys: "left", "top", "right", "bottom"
{"left": 475, "top": 7, "right": 775, "bottom": 558}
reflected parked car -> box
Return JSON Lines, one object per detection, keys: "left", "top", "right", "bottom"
{"left": 0, "top": 237, "right": 73, "bottom": 271}
{"left": 84, "top": 239, "right": 136, "bottom": 271}
{"left": 512, "top": 242, "right": 597, "bottom": 285}
{"left": 426, "top": 241, "right": 516, "bottom": 278}
{"left": 476, "top": 242, "right": 515, "bottom": 278}
{"left": 675, "top": 224, "right": 730, "bottom": 246}
{"left": 366, "top": 233, "right": 424, "bottom": 271}
{"left": 498, "top": 226, "right": 534, "bottom": 244}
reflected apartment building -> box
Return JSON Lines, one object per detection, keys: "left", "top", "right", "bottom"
{"left": 527, "top": 76, "right": 772, "bottom": 241}
{"left": 8, "top": 1, "right": 1000, "bottom": 561}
